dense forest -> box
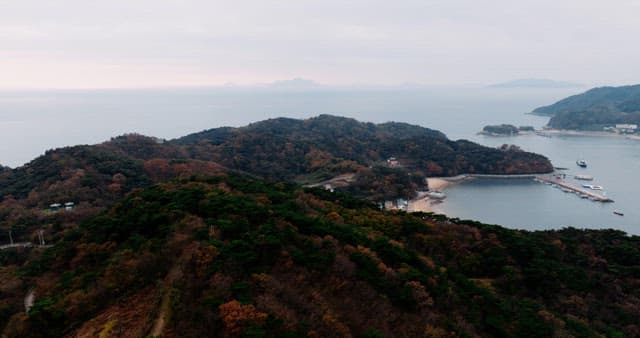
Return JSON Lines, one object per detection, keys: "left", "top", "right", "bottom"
{"left": 0, "top": 116, "right": 553, "bottom": 261}
{"left": 0, "top": 116, "right": 635, "bottom": 337}
{"left": 532, "top": 84, "right": 640, "bottom": 130}
{"left": 548, "top": 111, "right": 640, "bottom": 131}
{"left": 176, "top": 115, "right": 552, "bottom": 185}
{"left": 1, "top": 174, "right": 639, "bottom": 337}
{"left": 0, "top": 115, "right": 552, "bottom": 205}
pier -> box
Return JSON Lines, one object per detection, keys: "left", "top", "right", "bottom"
{"left": 535, "top": 175, "right": 614, "bottom": 202}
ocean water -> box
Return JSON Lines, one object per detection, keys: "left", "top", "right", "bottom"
{"left": 0, "top": 86, "right": 575, "bottom": 167}
{"left": 4, "top": 85, "right": 638, "bottom": 233}
{"left": 434, "top": 134, "right": 640, "bottom": 234}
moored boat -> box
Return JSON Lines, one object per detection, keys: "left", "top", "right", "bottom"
{"left": 576, "top": 159, "right": 587, "bottom": 168}
{"left": 613, "top": 210, "right": 624, "bottom": 216}
{"left": 427, "top": 191, "right": 446, "bottom": 199}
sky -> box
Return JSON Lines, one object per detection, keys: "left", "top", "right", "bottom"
{"left": 1, "top": 0, "right": 640, "bottom": 89}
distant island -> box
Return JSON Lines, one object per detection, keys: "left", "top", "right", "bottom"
{"left": 532, "top": 84, "right": 640, "bottom": 134}
{"left": 479, "top": 124, "right": 535, "bottom": 136}
{"left": 489, "top": 78, "right": 583, "bottom": 89}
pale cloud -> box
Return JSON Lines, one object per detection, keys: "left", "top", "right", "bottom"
{"left": 0, "top": 0, "right": 639, "bottom": 88}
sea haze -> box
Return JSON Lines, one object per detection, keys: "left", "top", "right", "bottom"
{"left": 0, "top": 86, "right": 576, "bottom": 167}
{"left": 5, "top": 85, "right": 636, "bottom": 233}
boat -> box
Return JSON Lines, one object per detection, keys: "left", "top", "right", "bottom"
{"left": 576, "top": 159, "right": 587, "bottom": 168}
{"left": 613, "top": 210, "right": 624, "bottom": 216}
{"left": 574, "top": 174, "right": 594, "bottom": 181}
{"left": 582, "top": 184, "right": 603, "bottom": 190}
{"left": 427, "top": 191, "right": 446, "bottom": 199}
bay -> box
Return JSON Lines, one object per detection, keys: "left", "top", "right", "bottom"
{"left": 434, "top": 134, "right": 640, "bottom": 234}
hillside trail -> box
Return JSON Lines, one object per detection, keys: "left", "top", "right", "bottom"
{"left": 149, "top": 234, "right": 196, "bottom": 337}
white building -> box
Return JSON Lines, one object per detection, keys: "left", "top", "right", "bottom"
{"left": 615, "top": 124, "right": 638, "bottom": 133}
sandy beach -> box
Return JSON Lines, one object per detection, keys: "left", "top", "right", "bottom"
{"left": 408, "top": 174, "right": 537, "bottom": 213}
{"left": 426, "top": 178, "right": 452, "bottom": 191}
{"left": 406, "top": 177, "right": 463, "bottom": 213}
{"left": 407, "top": 195, "right": 433, "bottom": 213}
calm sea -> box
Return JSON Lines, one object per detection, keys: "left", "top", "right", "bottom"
{"left": 2, "top": 86, "right": 637, "bottom": 233}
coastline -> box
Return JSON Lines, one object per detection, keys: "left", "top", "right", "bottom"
{"left": 477, "top": 131, "right": 535, "bottom": 137}
{"left": 536, "top": 129, "right": 640, "bottom": 140}
{"left": 406, "top": 177, "right": 465, "bottom": 213}
{"left": 408, "top": 173, "right": 543, "bottom": 213}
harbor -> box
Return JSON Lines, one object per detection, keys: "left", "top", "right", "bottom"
{"left": 535, "top": 174, "right": 614, "bottom": 202}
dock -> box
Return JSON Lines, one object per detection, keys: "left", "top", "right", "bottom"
{"left": 535, "top": 175, "right": 614, "bottom": 202}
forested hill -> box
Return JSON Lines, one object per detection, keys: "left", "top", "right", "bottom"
{"left": 533, "top": 85, "right": 640, "bottom": 116}
{"left": 0, "top": 115, "right": 552, "bottom": 212}
{"left": 532, "top": 84, "right": 640, "bottom": 130}
{"left": 175, "top": 115, "right": 552, "bottom": 183}
{"left": 173, "top": 114, "right": 447, "bottom": 145}
{"left": 2, "top": 175, "right": 639, "bottom": 337}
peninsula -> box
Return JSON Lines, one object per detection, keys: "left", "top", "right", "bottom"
{"left": 532, "top": 84, "right": 640, "bottom": 134}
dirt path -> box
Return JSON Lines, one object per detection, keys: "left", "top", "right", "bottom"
{"left": 24, "top": 288, "right": 35, "bottom": 312}
{"left": 149, "top": 238, "right": 195, "bottom": 337}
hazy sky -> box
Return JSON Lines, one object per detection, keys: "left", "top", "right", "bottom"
{"left": 1, "top": 0, "right": 639, "bottom": 88}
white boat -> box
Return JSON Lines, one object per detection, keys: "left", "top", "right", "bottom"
{"left": 582, "top": 184, "right": 604, "bottom": 190}
{"left": 574, "top": 175, "right": 594, "bottom": 181}
{"left": 576, "top": 159, "right": 587, "bottom": 168}
{"left": 427, "top": 191, "right": 446, "bottom": 199}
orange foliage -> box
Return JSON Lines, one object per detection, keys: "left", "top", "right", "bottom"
{"left": 219, "top": 300, "right": 268, "bottom": 336}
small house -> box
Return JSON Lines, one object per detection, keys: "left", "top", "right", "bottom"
{"left": 615, "top": 124, "right": 638, "bottom": 134}
{"left": 387, "top": 157, "right": 400, "bottom": 167}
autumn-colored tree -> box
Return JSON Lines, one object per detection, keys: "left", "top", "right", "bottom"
{"left": 218, "top": 300, "right": 267, "bottom": 336}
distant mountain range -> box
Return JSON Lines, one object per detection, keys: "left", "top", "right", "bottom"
{"left": 489, "top": 78, "right": 583, "bottom": 89}
{"left": 532, "top": 84, "right": 640, "bottom": 130}
{"left": 266, "top": 78, "right": 321, "bottom": 89}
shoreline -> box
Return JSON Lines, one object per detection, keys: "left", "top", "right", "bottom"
{"left": 408, "top": 173, "right": 542, "bottom": 213}
{"left": 536, "top": 129, "right": 640, "bottom": 140}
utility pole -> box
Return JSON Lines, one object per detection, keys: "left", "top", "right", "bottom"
{"left": 38, "top": 230, "right": 45, "bottom": 246}
{"left": 8, "top": 229, "right": 13, "bottom": 245}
